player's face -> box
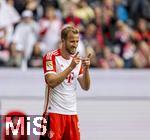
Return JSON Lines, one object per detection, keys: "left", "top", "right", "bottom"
{"left": 65, "top": 31, "right": 79, "bottom": 55}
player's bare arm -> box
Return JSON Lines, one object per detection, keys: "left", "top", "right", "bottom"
{"left": 78, "top": 54, "right": 91, "bottom": 91}
{"left": 45, "top": 52, "right": 80, "bottom": 88}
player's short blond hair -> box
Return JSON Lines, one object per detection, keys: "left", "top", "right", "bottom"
{"left": 61, "top": 25, "right": 79, "bottom": 40}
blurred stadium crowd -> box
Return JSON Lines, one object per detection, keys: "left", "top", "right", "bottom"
{"left": 0, "top": 0, "right": 150, "bottom": 69}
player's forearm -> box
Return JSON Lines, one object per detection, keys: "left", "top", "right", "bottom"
{"left": 81, "top": 68, "right": 90, "bottom": 90}
{"left": 45, "top": 66, "right": 74, "bottom": 88}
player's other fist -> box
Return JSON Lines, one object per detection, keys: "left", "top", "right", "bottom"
{"left": 82, "top": 53, "right": 91, "bottom": 70}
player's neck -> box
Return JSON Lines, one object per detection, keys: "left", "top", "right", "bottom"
{"left": 60, "top": 47, "right": 71, "bottom": 60}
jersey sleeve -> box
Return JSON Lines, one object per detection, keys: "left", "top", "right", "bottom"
{"left": 43, "top": 52, "right": 56, "bottom": 75}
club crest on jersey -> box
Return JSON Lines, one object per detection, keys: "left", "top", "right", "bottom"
{"left": 48, "top": 130, "right": 55, "bottom": 138}
{"left": 46, "top": 61, "right": 53, "bottom": 70}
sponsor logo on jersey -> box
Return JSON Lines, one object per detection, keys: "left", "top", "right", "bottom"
{"left": 46, "top": 61, "right": 53, "bottom": 70}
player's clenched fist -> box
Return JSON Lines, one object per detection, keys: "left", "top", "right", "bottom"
{"left": 69, "top": 52, "right": 81, "bottom": 69}
{"left": 82, "top": 53, "right": 91, "bottom": 69}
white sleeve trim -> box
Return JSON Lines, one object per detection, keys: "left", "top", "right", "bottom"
{"left": 44, "top": 71, "right": 56, "bottom": 76}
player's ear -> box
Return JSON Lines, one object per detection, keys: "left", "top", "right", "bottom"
{"left": 62, "top": 39, "right": 65, "bottom": 43}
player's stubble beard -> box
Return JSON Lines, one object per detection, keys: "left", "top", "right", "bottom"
{"left": 65, "top": 44, "right": 77, "bottom": 55}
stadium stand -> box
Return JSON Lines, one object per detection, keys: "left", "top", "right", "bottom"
{"left": 0, "top": 0, "right": 149, "bottom": 69}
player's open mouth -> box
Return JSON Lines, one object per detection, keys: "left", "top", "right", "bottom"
{"left": 71, "top": 48, "right": 76, "bottom": 52}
